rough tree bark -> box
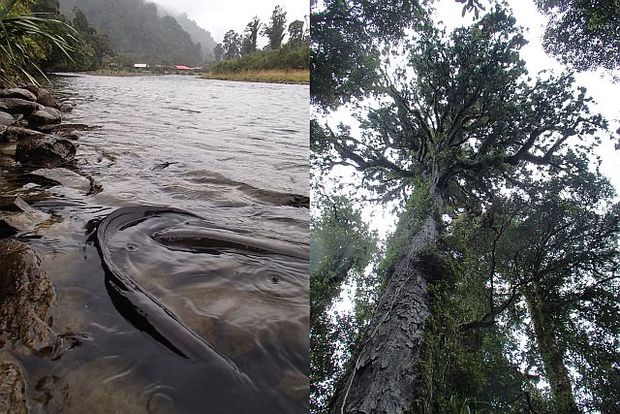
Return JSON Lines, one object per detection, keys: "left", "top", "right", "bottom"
{"left": 329, "top": 191, "right": 443, "bottom": 413}
{"left": 523, "top": 283, "right": 580, "bottom": 414}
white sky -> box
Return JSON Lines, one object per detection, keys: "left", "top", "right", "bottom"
{"left": 149, "top": 0, "right": 309, "bottom": 43}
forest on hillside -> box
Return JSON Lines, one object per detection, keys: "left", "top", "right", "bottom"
{"left": 310, "top": 1, "right": 620, "bottom": 414}
{"left": 165, "top": 11, "right": 216, "bottom": 60}
{"left": 59, "top": 0, "right": 204, "bottom": 65}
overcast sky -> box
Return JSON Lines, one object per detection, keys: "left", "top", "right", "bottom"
{"left": 149, "top": 0, "right": 309, "bottom": 43}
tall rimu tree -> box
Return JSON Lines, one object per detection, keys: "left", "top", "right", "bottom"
{"left": 312, "top": 6, "right": 607, "bottom": 413}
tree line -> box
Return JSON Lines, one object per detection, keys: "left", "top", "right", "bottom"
{"left": 211, "top": 5, "right": 309, "bottom": 72}
{"left": 311, "top": 1, "right": 620, "bottom": 413}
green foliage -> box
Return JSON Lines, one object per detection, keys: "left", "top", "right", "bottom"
{"left": 310, "top": 196, "right": 379, "bottom": 413}
{"left": 287, "top": 19, "right": 306, "bottom": 47}
{"left": 43, "top": 5, "right": 111, "bottom": 71}
{"left": 314, "top": 6, "right": 606, "bottom": 209}
{"left": 413, "top": 211, "right": 530, "bottom": 413}
{"left": 261, "top": 5, "right": 286, "bottom": 50}
{"left": 311, "top": 2, "right": 620, "bottom": 413}
{"left": 58, "top": 0, "right": 203, "bottom": 65}
{"left": 213, "top": 43, "right": 223, "bottom": 62}
{"left": 535, "top": 0, "right": 620, "bottom": 72}
{"left": 241, "top": 16, "right": 260, "bottom": 56}
{"left": 311, "top": 0, "right": 427, "bottom": 109}
{"left": 0, "top": 0, "right": 76, "bottom": 84}
{"left": 212, "top": 6, "right": 307, "bottom": 72}
{"left": 415, "top": 169, "right": 620, "bottom": 413}
{"left": 211, "top": 43, "right": 308, "bottom": 72}
{"left": 222, "top": 29, "right": 241, "bottom": 60}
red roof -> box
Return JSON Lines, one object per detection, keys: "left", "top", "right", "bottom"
{"left": 175, "top": 65, "right": 191, "bottom": 70}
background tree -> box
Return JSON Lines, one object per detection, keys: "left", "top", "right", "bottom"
{"left": 241, "top": 16, "right": 260, "bottom": 56}
{"left": 310, "top": 195, "right": 379, "bottom": 414}
{"left": 312, "top": 6, "right": 607, "bottom": 412}
{"left": 213, "top": 43, "right": 224, "bottom": 62}
{"left": 32, "top": 0, "right": 61, "bottom": 14}
{"left": 287, "top": 19, "right": 305, "bottom": 47}
{"left": 261, "top": 5, "right": 286, "bottom": 50}
{"left": 222, "top": 29, "right": 241, "bottom": 60}
{"left": 310, "top": 0, "right": 425, "bottom": 109}
{"left": 482, "top": 172, "right": 620, "bottom": 413}
{"left": 535, "top": 0, "right": 620, "bottom": 72}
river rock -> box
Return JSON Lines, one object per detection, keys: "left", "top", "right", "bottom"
{"left": 16, "top": 137, "right": 76, "bottom": 167}
{"left": 59, "top": 103, "right": 73, "bottom": 113}
{"left": 59, "top": 131, "right": 79, "bottom": 141}
{"left": 0, "top": 98, "right": 40, "bottom": 117}
{"left": 29, "top": 107, "right": 62, "bottom": 127}
{"left": 37, "top": 123, "right": 93, "bottom": 134}
{"left": 0, "top": 88, "right": 37, "bottom": 102}
{"left": 0, "top": 111, "right": 14, "bottom": 127}
{"left": 0, "top": 362, "right": 28, "bottom": 414}
{"left": 0, "top": 196, "right": 51, "bottom": 236}
{"left": 35, "top": 89, "right": 59, "bottom": 109}
{"left": 2, "top": 127, "right": 45, "bottom": 144}
{"left": 30, "top": 168, "right": 91, "bottom": 192}
{"left": 0, "top": 238, "right": 57, "bottom": 353}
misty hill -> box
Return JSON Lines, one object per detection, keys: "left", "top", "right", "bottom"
{"left": 157, "top": 8, "right": 217, "bottom": 60}
{"left": 59, "top": 0, "right": 203, "bottom": 65}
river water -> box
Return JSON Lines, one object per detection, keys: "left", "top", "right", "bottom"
{"left": 1, "top": 75, "right": 309, "bottom": 413}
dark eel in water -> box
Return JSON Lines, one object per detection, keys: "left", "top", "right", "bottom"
{"left": 95, "top": 206, "right": 258, "bottom": 389}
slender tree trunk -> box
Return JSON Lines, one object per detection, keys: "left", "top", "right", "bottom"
{"left": 329, "top": 192, "right": 443, "bottom": 413}
{"left": 523, "top": 283, "right": 580, "bottom": 414}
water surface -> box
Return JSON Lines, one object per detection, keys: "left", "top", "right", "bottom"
{"left": 1, "top": 74, "right": 309, "bottom": 413}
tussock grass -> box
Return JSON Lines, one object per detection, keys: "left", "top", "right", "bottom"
{"left": 203, "top": 69, "right": 309, "bottom": 85}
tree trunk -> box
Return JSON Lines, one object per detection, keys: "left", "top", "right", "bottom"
{"left": 523, "top": 283, "right": 580, "bottom": 414}
{"left": 329, "top": 192, "right": 443, "bottom": 413}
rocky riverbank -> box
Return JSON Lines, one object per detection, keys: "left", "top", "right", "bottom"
{"left": 0, "top": 84, "right": 93, "bottom": 412}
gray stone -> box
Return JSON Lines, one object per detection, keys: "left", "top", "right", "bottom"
{"left": 29, "top": 107, "right": 62, "bottom": 127}
{"left": 37, "top": 123, "right": 93, "bottom": 133}
{"left": 35, "top": 89, "right": 59, "bottom": 109}
{"left": 16, "top": 136, "right": 76, "bottom": 167}
{"left": 0, "top": 361, "right": 28, "bottom": 414}
{"left": 0, "top": 111, "right": 14, "bottom": 127}
{"left": 2, "top": 127, "right": 45, "bottom": 143}
{"left": 30, "top": 168, "right": 91, "bottom": 192}
{"left": 59, "top": 103, "right": 73, "bottom": 113}
{"left": 0, "top": 98, "right": 41, "bottom": 117}
{"left": 0, "top": 87, "right": 37, "bottom": 102}
{"left": 0, "top": 239, "right": 58, "bottom": 353}
{"left": 0, "top": 196, "right": 51, "bottom": 235}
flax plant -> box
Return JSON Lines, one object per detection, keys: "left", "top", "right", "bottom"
{"left": 0, "top": 0, "right": 75, "bottom": 84}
